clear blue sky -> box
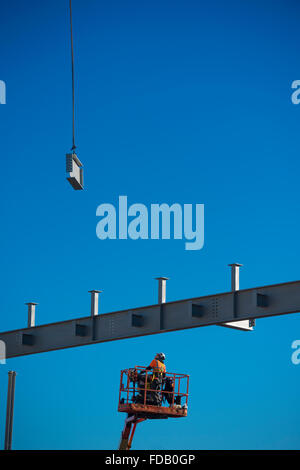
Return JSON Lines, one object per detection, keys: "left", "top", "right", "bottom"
{"left": 0, "top": 0, "right": 300, "bottom": 450}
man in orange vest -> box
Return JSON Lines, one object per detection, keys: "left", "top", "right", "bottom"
{"left": 146, "top": 353, "right": 166, "bottom": 405}
{"left": 146, "top": 352, "right": 166, "bottom": 380}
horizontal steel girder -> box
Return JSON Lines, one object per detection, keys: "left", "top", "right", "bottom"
{"left": 1, "top": 280, "right": 300, "bottom": 359}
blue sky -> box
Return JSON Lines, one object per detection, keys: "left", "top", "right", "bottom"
{"left": 0, "top": 0, "right": 300, "bottom": 449}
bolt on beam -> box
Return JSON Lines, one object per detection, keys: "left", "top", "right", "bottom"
{"left": 228, "top": 263, "right": 243, "bottom": 292}
{"left": 88, "top": 290, "right": 102, "bottom": 316}
{"left": 25, "top": 303, "right": 38, "bottom": 328}
{"left": 219, "top": 263, "right": 253, "bottom": 331}
{"left": 155, "top": 277, "right": 169, "bottom": 304}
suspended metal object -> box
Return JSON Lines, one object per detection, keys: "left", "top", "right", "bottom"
{"left": 66, "top": 153, "right": 83, "bottom": 190}
{"left": 66, "top": 0, "right": 83, "bottom": 190}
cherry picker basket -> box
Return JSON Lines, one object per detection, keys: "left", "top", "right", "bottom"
{"left": 118, "top": 366, "right": 189, "bottom": 419}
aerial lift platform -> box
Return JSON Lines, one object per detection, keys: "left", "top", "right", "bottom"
{"left": 118, "top": 366, "right": 189, "bottom": 450}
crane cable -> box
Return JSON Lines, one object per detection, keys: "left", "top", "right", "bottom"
{"left": 69, "top": 0, "right": 76, "bottom": 153}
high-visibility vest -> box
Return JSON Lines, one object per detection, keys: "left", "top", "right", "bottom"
{"left": 149, "top": 359, "right": 166, "bottom": 380}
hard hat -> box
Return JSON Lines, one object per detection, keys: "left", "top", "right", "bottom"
{"left": 156, "top": 352, "right": 166, "bottom": 362}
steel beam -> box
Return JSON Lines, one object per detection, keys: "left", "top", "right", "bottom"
{"left": 0, "top": 280, "right": 300, "bottom": 359}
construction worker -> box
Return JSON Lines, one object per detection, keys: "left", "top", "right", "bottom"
{"left": 146, "top": 352, "right": 166, "bottom": 379}
{"left": 146, "top": 353, "right": 166, "bottom": 405}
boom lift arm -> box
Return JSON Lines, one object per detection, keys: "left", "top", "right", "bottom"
{"left": 118, "top": 415, "right": 146, "bottom": 450}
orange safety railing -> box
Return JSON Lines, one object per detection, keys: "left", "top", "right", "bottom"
{"left": 118, "top": 366, "right": 189, "bottom": 410}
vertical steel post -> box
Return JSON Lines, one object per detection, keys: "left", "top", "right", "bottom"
{"left": 228, "top": 263, "right": 243, "bottom": 291}
{"left": 25, "top": 302, "right": 38, "bottom": 328}
{"left": 155, "top": 277, "right": 169, "bottom": 304}
{"left": 88, "top": 290, "right": 102, "bottom": 316}
{"left": 4, "top": 371, "right": 17, "bottom": 450}
{"left": 225, "top": 263, "right": 254, "bottom": 330}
